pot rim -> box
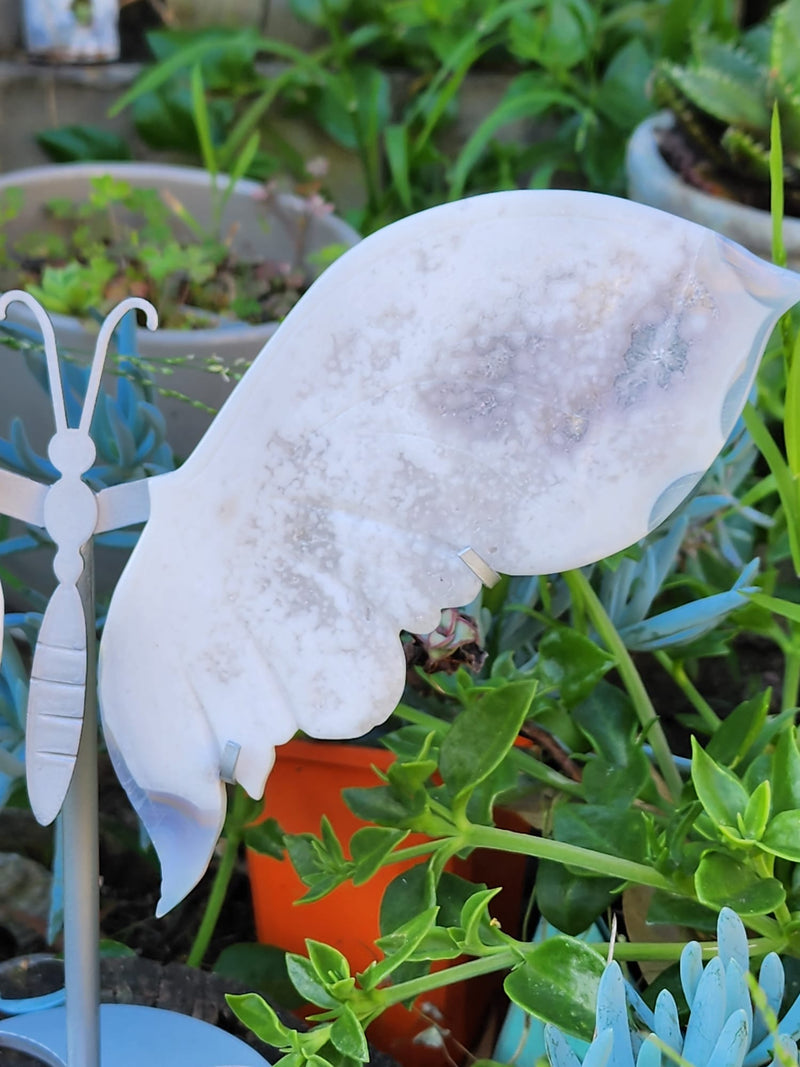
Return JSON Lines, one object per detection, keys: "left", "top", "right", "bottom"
{"left": 626, "top": 110, "right": 800, "bottom": 240}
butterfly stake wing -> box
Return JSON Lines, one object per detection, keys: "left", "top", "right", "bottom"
{"left": 96, "top": 190, "right": 800, "bottom": 915}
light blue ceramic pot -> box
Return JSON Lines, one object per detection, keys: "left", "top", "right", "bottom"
{"left": 22, "top": 0, "right": 119, "bottom": 63}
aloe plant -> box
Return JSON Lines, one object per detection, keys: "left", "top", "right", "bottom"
{"left": 545, "top": 908, "right": 800, "bottom": 1067}
{"left": 651, "top": 0, "right": 800, "bottom": 212}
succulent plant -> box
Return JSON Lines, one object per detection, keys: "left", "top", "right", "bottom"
{"left": 545, "top": 908, "right": 800, "bottom": 1067}
{"left": 651, "top": 0, "right": 800, "bottom": 213}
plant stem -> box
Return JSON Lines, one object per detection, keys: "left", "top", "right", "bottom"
{"left": 564, "top": 570, "right": 684, "bottom": 803}
{"left": 388, "top": 841, "right": 444, "bottom": 865}
{"left": 782, "top": 633, "right": 800, "bottom": 711}
{"left": 368, "top": 932, "right": 787, "bottom": 1016}
{"left": 186, "top": 786, "right": 249, "bottom": 968}
{"left": 464, "top": 823, "right": 676, "bottom": 892}
{"left": 599, "top": 937, "right": 780, "bottom": 961}
{"left": 372, "top": 949, "right": 519, "bottom": 1009}
{"left": 653, "top": 651, "right": 722, "bottom": 732}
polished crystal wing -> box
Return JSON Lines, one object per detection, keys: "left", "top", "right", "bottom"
{"left": 96, "top": 190, "right": 800, "bottom": 914}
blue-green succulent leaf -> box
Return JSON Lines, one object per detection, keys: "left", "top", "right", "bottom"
{"left": 583, "top": 1028, "right": 615, "bottom": 1067}
{"left": 718, "top": 907, "right": 750, "bottom": 975}
{"left": 707, "top": 1008, "right": 750, "bottom": 1067}
{"left": 752, "top": 954, "right": 785, "bottom": 1046}
{"left": 546, "top": 1024, "right": 586, "bottom": 1067}
{"left": 682, "top": 957, "right": 727, "bottom": 1066}
{"left": 635, "top": 1037, "right": 662, "bottom": 1067}
{"left": 654, "top": 989, "right": 682, "bottom": 1055}
{"left": 681, "top": 940, "right": 704, "bottom": 1009}
{"left": 596, "top": 965, "right": 635, "bottom": 1067}
{"left": 725, "top": 962, "right": 753, "bottom": 1040}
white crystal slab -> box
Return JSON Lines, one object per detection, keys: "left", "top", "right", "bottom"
{"left": 90, "top": 189, "right": 800, "bottom": 914}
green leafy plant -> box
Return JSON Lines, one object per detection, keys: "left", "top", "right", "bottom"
{"left": 651, "top": 0, "right": 800, "bottom": 213}
{"left": 103, "top": 0, "right": 740, "bottom": 232}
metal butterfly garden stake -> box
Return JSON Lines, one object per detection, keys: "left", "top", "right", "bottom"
{"left": 0, "top": 189, "right": 797, "bottom": 1065}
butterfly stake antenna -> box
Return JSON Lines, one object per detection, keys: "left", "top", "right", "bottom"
{"left": 0, "top": 292, "right": 159, "bottom": 827}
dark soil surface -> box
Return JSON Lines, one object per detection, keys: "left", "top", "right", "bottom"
{"left": 657, "top": 122, "right": 800, "bottom": 218}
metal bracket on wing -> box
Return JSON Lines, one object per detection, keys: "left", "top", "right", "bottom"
{"left": 219, "top": 741, "right": 242, "bottom": 785}
{"left": 459, "top": 546, "right": 501, "bottom": 588}
{"left": 0, "top": 470, "right": 48, "bottom": 527}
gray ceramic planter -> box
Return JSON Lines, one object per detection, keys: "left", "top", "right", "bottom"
{"left": 0, "top": 161, "right": 360, "bottom": 458}
{"left": 626, "top": 111, "right": 800, "bottom": 268}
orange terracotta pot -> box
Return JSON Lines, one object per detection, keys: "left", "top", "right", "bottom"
{"left": 246, "top": 738, "right": 527, "bottom": 1066}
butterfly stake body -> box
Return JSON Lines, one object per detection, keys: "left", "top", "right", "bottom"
{"left": 0, "top": 291, "right": 269, "bottom": 1067}
{"left": 0, "top": 191, "right": 798, "bottom": 1066}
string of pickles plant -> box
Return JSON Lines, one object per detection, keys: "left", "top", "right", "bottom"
{"left": 226, "top": 150, "right": 800, "bottom": 1066}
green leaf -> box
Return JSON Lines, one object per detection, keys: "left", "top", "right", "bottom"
{"left": 190, "top": 64, "right": 217, "bottom": 177}
{"left": 386, "top": 756, "right": 437, "bottom": 795}
{"left": 350, "top": 827, "right": 408, "bottom": 885}
{"left": 553, "top": 805, "right": 648, "bottom": 865}
{"left": 771, "top": 729, "right": 800, "bottom": 813}
{"left": 645, "top": 892, "right": 718, "bottom": 933}
{"left": 311, "top": 65, "right": 390, "bottom": 152}
{"left": 449, "top": 75, "right": 580, "bottom": 198}
{"left": 364, "top": 906, "right": 439, "bottom": 990}
{"left": 504, "top": 936, "right": 604, "bottom": 1041}
{"left": 761, "top": 809, "right": 800, "bottom": 861}
{"left": 695, "top": 851, "right": 785, "bottom": 916}
{"left": 98, "top": 939, "right": 137, "bottom": 957}
{"left": 285, "top": 953, "right": 340, "bottom": 1008}
{"left": 131, "top": 87, "right": 203, "bottom": 155}
{"left": 225, "top": 992, "right": 292, "bottom": 1047}
{"left": 749, "top": 592, "right": 800, "bottom": 625}
{"left": 36, "top": 125, "right": 132, "bottom": 163}
{"left": 459, "top": 887, "right": 503, "bottom": 949}
{"left": 403, "top": 927, "right": 463, "bottom": 961}
{"left": 594, "top": 38, "right": 653, "bottom": 130}
{"left": 690, "top": 738, "right": 749, "bottom": 829}
{"left": 330, "top": 1004, "right": 369, "bottom": 1061}
{"left": 244, "top": 817, "right": 285, "bottom": 859}
{"left": 705, "top": 692, "right": 770, "bottom": 768}
{"left": 742, "top": 779, "right": 771, "bottom": 839}
{"left": 343, "top": 783, "right": 428, "bottom": 829}
{"left": 384, "top": 124, "right": 412, "bottom": 212}
{"left": 439, "top": 679, "right": 536, "bottom": 803}
{"left": 306, "top": 941, "right": 351, "bottom": 986}
{"left": 465, "top": 756, "right": 520, "bottom": 826}
{"left": 581, "top": 748, "right": 649, "bottom": 807}
{"left": 743, "top": 405, "right": 800, "bottom": 574}
{"left": 572, "top": 681, "right": 636, "bottom": 766}
{"left": 214, "top": 943, "right": 304, "bottom": 1010}
{"left": 380, "top": 862, "right": 435, "bottom": 937}
{"left": 536, "top": 858, "right": 619, "bottom": 936}
{"left": 537, "top": 627, "right": 614, "bottom": 706}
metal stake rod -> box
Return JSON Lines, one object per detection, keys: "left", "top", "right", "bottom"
{"left": 62, "top": 542, "right": 99, "bottom": 1067}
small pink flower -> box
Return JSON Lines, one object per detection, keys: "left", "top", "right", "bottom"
{"left": 306, "top": 193, "right": 334, "bottom": 218}
{"left": 305, "top": 156, "right": 330, "bottom": 179}
{"left": 252, "top": 179, "right": 279, "bottom": 202}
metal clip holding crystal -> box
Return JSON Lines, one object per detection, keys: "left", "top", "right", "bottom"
{"left": 458, "top": 546, "right": 501, "bottom": 588}
{"left": 219, "top": 740, "right": 242, "bottom": 785}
